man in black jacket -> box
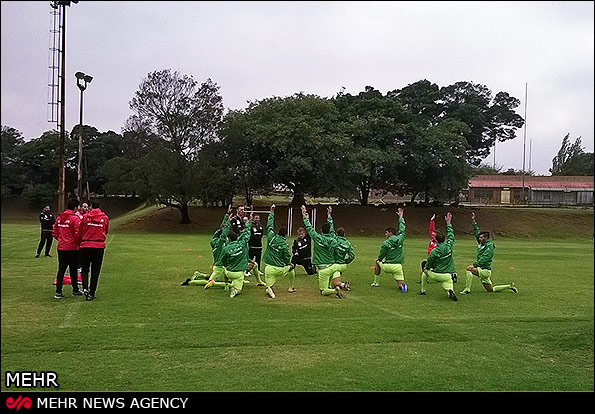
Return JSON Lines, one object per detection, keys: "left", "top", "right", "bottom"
{"left": 36, "top": 204, "right": 55, "bottom": 257}
{"left": 291, "top": 227, "right": 316, "bottom": 275}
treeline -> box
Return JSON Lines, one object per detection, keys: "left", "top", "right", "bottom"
{"left": 2, "top": 69, "right": 528, "bottom": 223}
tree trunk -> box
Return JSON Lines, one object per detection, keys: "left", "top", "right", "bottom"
{"left": 178, "top": 202, "right": 191, "bottom": 224}
{"left": 290, "top": 191, "right": 306, "bottom": 206}
{"left": 359, "top": 183, "right": 370, "bottom": 206}
{"left": 244, "top": 184, "right": 253, "bottom": 207}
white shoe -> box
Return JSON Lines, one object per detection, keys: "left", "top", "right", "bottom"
{"left": 371, "top": 282, "right": 380, "bottom": 287}
{"left": 266, "top": 287, "right": 276, "bottom": 299}
{"left": 229, "top": 288, "right": 239, "bottom": 298}
{"left": 288, "top": 287, "right": 297, "bottom": 293}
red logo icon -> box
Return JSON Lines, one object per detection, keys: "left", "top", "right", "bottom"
{"left": 6, "top": 396, "right": 32, "bottom": 411}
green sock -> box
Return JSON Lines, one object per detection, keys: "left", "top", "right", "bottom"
{"left": 373, "top": 275, "right": 380, "bottom": 284}
{"left": 188, "top": 279, "right": 208, "bottom": 286}
{"left": 252, "top": 267, "right": 264, "bottom": 284}
{"left": 321, "top": 287, "right": 336, "bottom": 296}
{"left": 420, "top": 272, "right": 427, "bottom": 293}
{"left": 493, "top": 284, "right": 512, "bottom": 292}
{"left": 464, "top": 271, "right": 474, "bottom": 291}
{"left": 265, "top": 273, "right": 276, "bottom": 289}
{"left": 191, "top": 271, "right": 208, "bottom": 281}
{"left": 288, "top": 269, "right": 296, "bottom": 289}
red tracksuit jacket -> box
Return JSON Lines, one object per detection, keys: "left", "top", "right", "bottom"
{"left": 52, "top": 209, "right": 81, "bottom": 251}
{"left": 79, "top": 208, "right": 109, "bottom": 249}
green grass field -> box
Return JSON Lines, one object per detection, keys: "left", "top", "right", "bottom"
{"left": 1, "top": 222, "right": 593, "bottom": 391}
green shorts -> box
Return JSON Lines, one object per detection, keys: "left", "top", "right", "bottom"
{"left": 317, "top": 265, "right": 335, "bottom": 291}
{"left": 331, "top": 263, "right": 348, "bottom": 279}
{"left": 224, "top": 270, "right": 245, "bottom": 291}
{"left": 476, "top": 267, "right": 493, "bottom": 285}
{"left": 264, "top": 264, "right": 294, "bottom": 286}
{"left": 379, "top": 262, "right": 404, "bottom": 281}
{"left": 210, "top": 265, "right": 226, "bottom": 281}
{"left": 426, "top": 270, "right": 454, "bottom": 291}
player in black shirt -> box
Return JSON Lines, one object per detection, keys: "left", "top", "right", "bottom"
{"left": 36, "top": 204, "right": 55, "bottom": 257}
{"left": 229, "top": 205, "right": 245, "bottom": 235}
{"left": 249, "top": 214, "right": 264, "bottom": 271}
{"left": 291, "top": 226, "right": 316, "bottom": 275}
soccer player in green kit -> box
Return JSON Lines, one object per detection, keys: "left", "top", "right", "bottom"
{"left": 221, "top": 212, "right": 253, "bottom": 298}
{"left": 460, "top": 212, "right": 518, "bottom": 294}
{"left": 330, "top": 226, "right": 355, "bottom": 292}
{"left": 262, "top": 204, "right": 296, "bottom": 299}
{"left": 419, "top": 212, "right": 458, "bottom": 301}
{"left": 182, "top": 205, "right": 232, "bottom": 289}
{"left": 300, "top": 204, "right": 343, "bottom": 299}
{"left": 371, "top": 208, "right": 408, "bottom": 293}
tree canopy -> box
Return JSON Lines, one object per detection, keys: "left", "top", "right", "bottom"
{"left": 2, "top": 75, "right": 532, "bottom": 216}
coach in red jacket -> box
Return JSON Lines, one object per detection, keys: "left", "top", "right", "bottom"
{"left": 52, "top": 199, "right": 83, "bottom": 299}
{"left": 79, "top": 200, "right": 109, "bottom": 301}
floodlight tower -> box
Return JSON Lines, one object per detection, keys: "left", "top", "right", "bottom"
{"left": 75, "top": 71, "right": 92, "bottom": 200}
{"left": 49, "top": 0, "right": 78, "bottom": 212}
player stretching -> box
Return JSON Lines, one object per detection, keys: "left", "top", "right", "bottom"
{"left": 182, "top": 205, "right": 231, "bottom": 289}
{"left": 372, "top": 208, "right": 407, "bottom": 293}
{"left": 330, "top": 226, "right": 355, "bottom": 292}
{"left": 301, "top": 205, "right": 343, "bottom": 299}
{"left": 221, "top": 213, "right": 253, "bottom": 298}
{"left": 460, "top": 212, "right": 518, "bottom": 294}
{"left": 419, "top": 212, "right": 458, "bottom": 301}
{"left": 262, "top": 204, "right": 296, "bottom": 299}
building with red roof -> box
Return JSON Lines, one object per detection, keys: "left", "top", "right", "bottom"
{"left": 467, "top": 175, "right": 594, "bottom": 205}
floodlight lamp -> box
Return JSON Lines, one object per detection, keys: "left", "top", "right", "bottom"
{"left": 75, "top": 71, "right": 85, "bottom": 80}
{"left": 83, "top": 75, "right": 93, "bottom": 83}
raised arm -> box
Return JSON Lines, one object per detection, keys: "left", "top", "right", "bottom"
{"left": 327, "top": 205, "right": 335, "bottom": 234}
{"left": 471, "top": 211, "right": 481, "bottom": 242}
{"left": 396, "top": 208, "right": 405, "bottom": 238}
{"left": 429, "top": 214, "right": 435, "bottom": 238}
{"left": 445, "top": 212, "right": 454, "bottom": 247}
{"left": 267, "top": 204, "right": 276, "bottom": 239}
{"left": 301, "top": 205, "right": 318, "bottom": 239}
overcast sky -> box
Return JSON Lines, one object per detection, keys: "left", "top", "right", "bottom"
{"left": 1, "top": 1, "right": 593, "bottom": 175}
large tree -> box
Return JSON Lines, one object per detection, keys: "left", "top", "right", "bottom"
{"left": 218, "top": 110, "right": 274, "bottom": 206}
{"left": 550, "top": 134, "right": 594, "bottom": 176}
{"left": 227, "top": 93, "right": 350, "bottom": 206}
{"left": 396, "top": 119, "right": 471, "bottom": 203}
{"left": 332, "top": 86, "right": 412, "bottom": 205}
{"left": 391, "top": 80, "right": 525, "bottom": 165}
{"left": 118, "top": 69, "right": 224, "bottom": 223}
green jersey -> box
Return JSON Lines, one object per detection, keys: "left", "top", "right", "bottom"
{"left": 378, "top": 217, "right": 405, "bottom": 264}
{"left": 222, "top": 220, "right": 252, "bottom": 272}
{"left": 262, "top": 212, "right": 292, "bottom": 267}
{"left": 334, "top": 236, "right": 355, "bottom": 265}
{"left": 303, "top": 215, "right": 336, "bottom": 266}
{"left": 473, "top": 221, "right": 495, "bottom": 269}
{"left": 210, "top": 213, "right": 230, "bottom": 266}
{"left": 425, "top": 223, "right": 455, "bottom": 273}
